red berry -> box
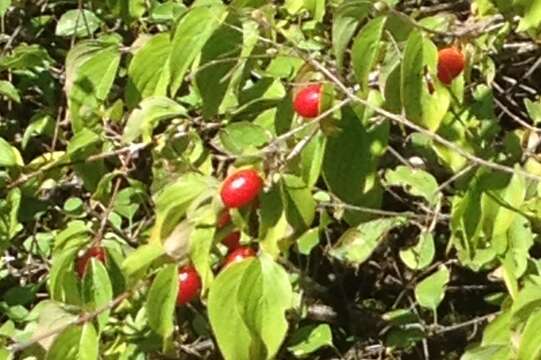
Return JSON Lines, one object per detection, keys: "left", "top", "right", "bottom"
{"left": 76, "top": 246, "right": 106, "bottom": 278}
{"left": 176, "top": 265, "right": 201, "bottom": 305}
{"left": 437, "top": 47, "right": 465, "bottom": 85}
{"left": 222, "top": 231, "right": 241, "bottom": 250}
{"left": 217, "top": 210, "right": 232, "bottom": 229}
{"left": 217, "top": 210, "right": 241, "bottom": 250}
{"left": 293, "top": 84, "right": 322, "bottom": 119}
{"left": 224, "top": 246, "right": 256, "bottom": 267}
{"left": 220, "top": 169, "right": 263, "bottom": 209}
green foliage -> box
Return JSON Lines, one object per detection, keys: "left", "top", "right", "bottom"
{"left": 3, "top": 0, "right": 541, "bottom": 359}
{"left": 146, "top": 264, "right": 179, "bottom": 340}
{"left": 414, "top": 265, "right": 450, "bottom": 312}
{"left": 208, "top": 254, "right": 293, "bottom": 360}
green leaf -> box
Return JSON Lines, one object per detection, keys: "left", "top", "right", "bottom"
{"left": 46, "top": 324, "right": 98, "bottom": 360}
{"left": 385, "top": 166, "right": 440, "bottom": 205}
{"left": 296, "top": 228, "right": 320, "bottom": 255}
{"left": 480, "top": 170, "right": 525, "bottom": 238}
{"left": 511, "top": 282, "right": 541, "bottom": 325}
{"left": 169, "top": 4, "right": 227, "bottom": 96}
{"left": 122, "top": 96, "right": 186, "bottom": 143}
{"left": 481, "top": 311, "right": 511, "bottom": 346}
{"left": 22, "top": 112, "right": 55, "bottom": 149}
{"left": 281, "top": 174, "right": 316, "bottom": 232}
{"left": 517, "top": 0, "right": 541, "bottom": 32}
{"left": 401, "top": 31, "right": 449, "bottom": 131}
{"left": 53, "top": 220, "right": 91, "bottom": 255}
{"left": 505, "top": 215, "right": 534, "bottom": 279}
{"left": 287, "top": 324, "right": 333, "bottom": 358}
{"left": 106, "top": 0, "right": 147, "bottom": 23}
{"left": 0, "top": 44, "right": 53, "bottom": 70}
{"left": 231, "top": 0, "right": 267, "bottom": 8}
{"left": 195, "top": 15, "right": 243, "bottom": 119}
{"left": 48, "top": 247, "right": 80, "bottom": 305}
{"left": 121, "top": 243, "right": 165, "bottom": 279}
{"left": 151, "top": 173, "right": 216, "bottom": 243}
{"left": 126, "top": 34, "right": 171, "bottom": 107}
{"left": 461, "top": 345, "right": 513, "bottom": 360}
{"left": 208, "top": 254, "right": 293, "bottom": 360}
{"left": 55, "top": 9, "right": 102, "bottom": 38}
{"left": 82, "top": 259, "right": 113, "bottom": 332}
{"left": 188, "top": 206, "right": 216, "bottom": 290}
{"left": 0, "top": 348, "right": 10, "bottom": 360}
{"left": 149, "top": 1, "right": 186, "bottom": 23}
{"left": 385, "top": 326, "right": 425, "bottom": 349}
{"left": 0, "top": 137, "right": 23, "bottom": 167}
{"left": 0, "top": 80, "right": 20, "bottom": 103}
{"left": 265, "top": 54, "right": 304, "bottom": 80}
{"left": 219, "top": 121, "right": 270, "bottom": 155}
{"left": 0, "top": 0, "right": 10, "bottom": 17}
{"left": 399, "top": 231, "right": 435, "bottom": 270}
{"left": 329, "top": 217, "right": 406, "bottom": 265}
{"left": 383, "top": 62, "right": 402, "bottom": 113}
{"left": 298, "top": 132, "right": 326, "bottom": 188}
{"left": 259, "top": 183, "right": 291, "bottom": 258}
{"left": 414, "top": 265, "right": 450, "bottom": 311}
{"left": 323, "top": 107, "right": 389, "bottom": 225}
{"left": 28, "top": 303, "right": 75, "bottom": 350}
{"left": 146, "top": 264, "right": 179, "bottom": 339}
{"left": 332, "top": 0, "right": 370, "bottom": 73}
{"left": 0, "top": 189, "right": 22, "bottom": 250}
{"left": 525, "top": 98, "right": 541, "bottom": 125}
{"left": 67, "top": 128, "right": 100, "bottom": 157}
{"left": 352, "top": 16, "right": 386, "bottom": 96}
{"left": 66, "top": 128, "right": 107, "bottom": 192}
{"left": 113, "top": 185, "right": 146, "bottom": 220}
{"left": 517, "top": 309, "right": 541, "bottom": 359}
{"left": 65, "top": 39, "right": 120, "bottom": 132}
{"left": 401, "top": 31, "right": 423, "bottom": 124}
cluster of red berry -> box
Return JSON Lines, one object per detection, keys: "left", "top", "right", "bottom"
{"left": 171, "top": 169, "right": 262, "bottom": 305}
{"left": 291, "top": 47, "right": 465, "bottom": 120}
{"left": 73, "top": 46, "right": 465, "bottom": 307}
{"left": 74, "top": 169, "right": 262, "bottom": 306}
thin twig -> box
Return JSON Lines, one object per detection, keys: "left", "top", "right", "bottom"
{"left": 434, "top": 164, "right": 477, "bottom": 194}
{"left": 305, "top": 57, "right": 541, "bottom": 182}
{"left": 6, "top": 143, "right": 149, "bottom": 190}
{"left": 428, "top": 313, "right": 497, "bottom": 336}
{"left": 318, "top": 201, "right": 431, "bottom": 221}
{"left": 494, "top": 97, "right": 541, "bottom": 133}
{"left": 239, "top": 21, "right": 541, "bottom": 182}
{"left": 93, "top": 177, "right": 123, "bottom": 244}
{"left": 9, "top": 279, "right": 150, "bottom": 354}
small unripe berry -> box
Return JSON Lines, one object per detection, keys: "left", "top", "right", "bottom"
{"left": 220, "top": 169, "right": 263, "bottom": 209}
{"left": 437, "top": 47, "right": 465, "bottom": 85}
{"left": 176, "top": 265, "right": 201, "bottom": 305}
{"left": 224, "top": 246, "right": 256, "bottom": 267}
{"left": 293, "top": 84, "right": 322, "bottom": 119}
{"left": 76, "top": 246, "right": 107, "bottom": 278}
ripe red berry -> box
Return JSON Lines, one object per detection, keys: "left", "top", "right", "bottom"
{"left": 224, "top": 246, "right": 256, "bottom": 267}
{"left": 76, "top": 246, "right": 107, "bottom": 278}
{"left": 294, "top": 84, "right": 322, "bottom": 119}
{"left": 220, "top": 169, "right": 263, "bottom": 209}
{"left": 222, "top": 232, "right": 241, "bottom": 250}
{"left": 176, "top": 265, "right": 201, "bottom": 305}
{"left": 217, "top": 210, "right": 241, "bottom": 250}
{"left": 437, "top": 47, "right": 465, "bottom": 85}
